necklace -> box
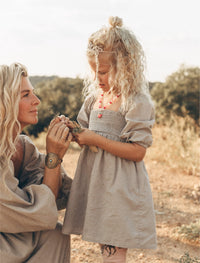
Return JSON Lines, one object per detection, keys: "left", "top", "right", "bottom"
{"left": 97, "top": 92, "right": 120, "bottom": 118}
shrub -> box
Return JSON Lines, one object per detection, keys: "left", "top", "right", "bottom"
{"left": 179, "top": 252, "right": 200, "bottom": 263}
{"left": 176, "top": 220, "right": 200, "bottom": 242}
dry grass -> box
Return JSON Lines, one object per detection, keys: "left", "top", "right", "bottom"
{"left": 147, "top": 115, "right": 200, "bottom": 177}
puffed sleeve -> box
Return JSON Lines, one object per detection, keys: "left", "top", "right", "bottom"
{"left": 0, "top": 135, "right": 72, "bottom": 233}
{"left": 120, "top": 94, "right": 155, "bottom": 148}
{"left": 0, "top": 162, "right": 58, "bottom": 233}
{"left": 77, "top": 95, "right": 95, "bottom": 128}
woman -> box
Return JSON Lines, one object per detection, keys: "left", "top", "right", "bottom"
{"left": 0, "top": 63, "right": 72, "bottom": 263}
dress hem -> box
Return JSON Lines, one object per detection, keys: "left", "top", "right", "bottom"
{"left": 62, "top": 229, "right": 157, "bottom": 249}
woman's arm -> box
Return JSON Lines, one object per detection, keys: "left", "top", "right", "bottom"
{"left": 75, "top": 129, "right": 146, "bottom": 162}
{"left": 43, "top": 116, "right": 72, "bottom": 198}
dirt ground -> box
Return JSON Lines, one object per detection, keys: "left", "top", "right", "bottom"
{"left": 56, "top": 145, "right": 200, "bottom": 263}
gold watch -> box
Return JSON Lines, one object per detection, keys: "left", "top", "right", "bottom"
{"left": 45, "top": 153, "right": 62, "bottom": 169}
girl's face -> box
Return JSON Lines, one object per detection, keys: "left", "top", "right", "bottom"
{"left": 88, "top": 53, "right": 114, "bottom": 92}
{"left": 18, "top": 77, "right": 40, "bottom": 130}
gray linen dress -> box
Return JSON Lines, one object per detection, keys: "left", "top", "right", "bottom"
{"left": 63, "top": 93, "right": 157, "bottom": 249}
{"left": 0, "top": 135, "right": 72, "bottom": 263}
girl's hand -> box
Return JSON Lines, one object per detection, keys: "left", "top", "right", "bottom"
{"left": 74, "top": 129, "right": 96, "bottom": 147}
{"left": 46, "top": 116, "right": 72, "bottom": 159}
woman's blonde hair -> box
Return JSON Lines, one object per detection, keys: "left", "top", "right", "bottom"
{"left": 84, "top": 16, "right": 151, "bottom": 111}
{"left": 0, "top": 62, "right": 28, "bottom": 169}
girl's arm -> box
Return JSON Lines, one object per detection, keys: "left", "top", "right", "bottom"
{"left": 75, "top": 129, "right": 146, "bottom": 162}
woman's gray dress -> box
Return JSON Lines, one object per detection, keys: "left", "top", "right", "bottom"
{"left": 0, "top": 135, "right": 72, "bottom": 263}
{"left": 63, "top": 93, "right": 157, "bottom": 249}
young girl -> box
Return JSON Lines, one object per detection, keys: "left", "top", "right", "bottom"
{"left": 63, "top": 16, "right": 157, "bottom": 262}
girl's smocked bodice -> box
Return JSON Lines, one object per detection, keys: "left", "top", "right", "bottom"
{"left": 89, "top": 110, "right": 126, "bottom": 141}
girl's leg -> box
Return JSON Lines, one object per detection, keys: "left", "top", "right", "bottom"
{"left": 100, "top": 244, "right": 127, "bottom": 263}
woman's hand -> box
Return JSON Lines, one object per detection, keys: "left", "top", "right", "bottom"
{"left": 46, "top": 116, "right": 72, "bottom": 159}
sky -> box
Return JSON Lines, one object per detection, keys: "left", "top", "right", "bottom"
{"left": 0, "top": 0, "right": 199, "bottom": 82}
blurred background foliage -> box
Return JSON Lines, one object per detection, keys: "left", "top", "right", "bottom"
{"left": 26, "top": 65, "right": 199, "bottom": 137}
{"left": 26, "top": 76, "right": 84, "bottom": 136}
{"left": 151, "top": 65, "right": 199, "bottom": 125}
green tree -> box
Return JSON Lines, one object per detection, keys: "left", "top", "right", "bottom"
{"left": 29, "top": 75, "right": 58, "bottom": 86}
{"left": 26, "top": 77, "right": 84, "bottom": 137}
{"left": 151, "top": 65, "right": 200, "bottom": 124}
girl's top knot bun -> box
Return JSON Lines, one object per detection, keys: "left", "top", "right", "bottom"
{"left": 109, "top": 16, "right": 123, "bottom": 28}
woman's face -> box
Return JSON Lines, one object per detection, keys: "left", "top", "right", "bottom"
{"left": 18, "top": 77, "right": 40, "bottom": 130}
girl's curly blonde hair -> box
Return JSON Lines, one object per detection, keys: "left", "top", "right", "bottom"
{"left": 0, "top": 63, "right": 27, "bottom": 169}
{"left": 84, "top": 16, "right": 151, "bottom": 112}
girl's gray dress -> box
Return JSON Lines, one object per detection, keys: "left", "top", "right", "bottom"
{"left": 63, "top": 93, "right": 157, "bottom": 249}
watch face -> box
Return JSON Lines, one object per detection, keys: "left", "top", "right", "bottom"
{"left": 45, "top": 153, "right": 61, "bottom": 169}
{"left": 47, "top": 157, "right": 58, "bottom": 169}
